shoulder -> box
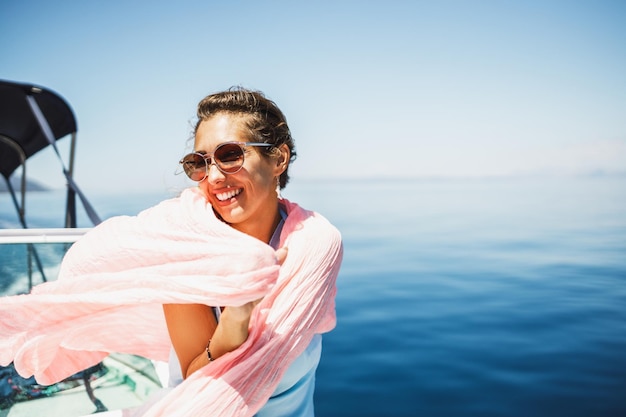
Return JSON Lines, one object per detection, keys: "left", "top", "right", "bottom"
{"left": 281, "top": 199, "right": 342, "bottom": 251}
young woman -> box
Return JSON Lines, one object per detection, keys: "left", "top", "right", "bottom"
{"left": 164, "top": 88, "right": 337, "bottom": 416}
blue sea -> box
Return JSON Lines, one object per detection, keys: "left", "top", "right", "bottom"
{"left": 2, "top": 176, "right": 626, "bottom": 416}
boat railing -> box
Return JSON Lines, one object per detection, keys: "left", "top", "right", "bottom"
{"left": 0, "top": 227, "right": 91, "bottom": 293}
{"left": 0, "top": 227, "right": 91, "bottom": 244}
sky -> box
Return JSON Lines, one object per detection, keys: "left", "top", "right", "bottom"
{"left": 1, "top": 0, "right": 625, "bottom": 193}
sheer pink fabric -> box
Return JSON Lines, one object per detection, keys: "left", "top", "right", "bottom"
{"left": 0, "top": 187, "right": 342, "bottom": 416}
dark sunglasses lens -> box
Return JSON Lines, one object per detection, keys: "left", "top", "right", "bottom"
{"left": 214, "top": 144, "right": 244, "bottom": 173}
{"left": 181, "top": 154, "right": 207, "bottom": 181}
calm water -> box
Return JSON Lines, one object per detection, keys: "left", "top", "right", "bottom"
{"left": 2, "top": 176, "right": 626, "bottom": 416}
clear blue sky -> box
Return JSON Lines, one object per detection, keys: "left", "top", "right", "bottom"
{"left": 2, "top": 0, "right": 625, "bottom": 193}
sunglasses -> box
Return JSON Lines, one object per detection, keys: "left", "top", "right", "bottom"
{"left": 179, "top": 141, "right": 274, "bottom": 181}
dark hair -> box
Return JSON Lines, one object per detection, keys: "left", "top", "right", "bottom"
{"left": 194, "top": 87, "right": 297, "bottom": 189}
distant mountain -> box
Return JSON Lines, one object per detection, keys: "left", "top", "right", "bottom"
{"left": 0, "top": 176, "right": 50, "bottom": 192}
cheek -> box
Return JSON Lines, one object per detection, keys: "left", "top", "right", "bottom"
{"left": 252, "top": 168, "right": 277, "bottom": 191}
{"left": 197, "top": 182, "right": 211, "bottom": 198}
{"left": 246, "top": 160, "right": 276, "bottom": 188}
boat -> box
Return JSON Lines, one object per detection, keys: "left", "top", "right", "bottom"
{"left": 0, "top": 80, "right": 166, "bottom": 416}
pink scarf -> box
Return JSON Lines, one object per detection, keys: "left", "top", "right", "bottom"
{"left": 0, "top": 187, "right": 343, "bottom": 416}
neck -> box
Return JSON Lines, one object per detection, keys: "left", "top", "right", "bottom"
{"left": 230, "top": 202, "right": 282, "bottom": 244}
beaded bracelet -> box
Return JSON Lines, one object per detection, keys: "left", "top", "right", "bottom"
{"left": 206, "top": 339, "right": 214, "bottom": 362}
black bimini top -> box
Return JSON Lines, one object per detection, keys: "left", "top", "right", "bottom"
{"left": 0, "top": 79, "right": 77, "bottom": 180}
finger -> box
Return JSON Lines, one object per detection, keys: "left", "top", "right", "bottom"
{"left": 275, "top": 247, "right": 288, "bottom": 265}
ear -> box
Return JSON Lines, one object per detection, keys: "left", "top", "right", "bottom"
{"left": 273, "top": 143, "right": 290, "bottom": 176}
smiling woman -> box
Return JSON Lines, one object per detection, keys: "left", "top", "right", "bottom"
{"left": 155, "top": 87, "right": 342, "bottom": 416}
{"left": 165, "top": 89, "right": 301, "bottom": 384}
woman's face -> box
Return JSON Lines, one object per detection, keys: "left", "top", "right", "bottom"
{"left": 194, "top": 113, "right": 286, "bottom": 240}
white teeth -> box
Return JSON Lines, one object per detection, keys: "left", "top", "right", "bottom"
{"left": 216, "top": 188, "right": 241, "bottom": 201}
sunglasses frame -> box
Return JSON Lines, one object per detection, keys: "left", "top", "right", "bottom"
{"left": 179, "top": 141, "right": 274, "bottom": 181}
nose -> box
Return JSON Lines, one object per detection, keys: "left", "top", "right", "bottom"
{"left": 206, "top": 161, "right": 225, "bottom": 184}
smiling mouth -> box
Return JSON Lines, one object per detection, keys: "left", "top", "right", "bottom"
{"left": 216, "top": 187, "right": 241, "bottom": 202}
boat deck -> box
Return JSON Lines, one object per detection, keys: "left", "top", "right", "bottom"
{"left": 0, "top": 228, "right": 168, "bottom": 417}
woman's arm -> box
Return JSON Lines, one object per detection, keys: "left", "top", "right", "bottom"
{"left": 163, "top": 248, "right": 287, "bottom": 379}
{"left": 162, "top": 303, "right": 215, "bottom": 378}
{"left": 163, "top": 302, "right": 260, "bottom": 378}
